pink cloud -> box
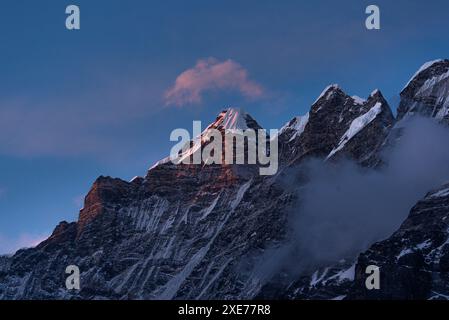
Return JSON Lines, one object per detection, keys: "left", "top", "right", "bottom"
{"left": 165, "top": 58, "right": 264, "bottom": 106}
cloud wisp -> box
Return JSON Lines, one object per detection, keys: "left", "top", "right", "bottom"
{"left": 165, "top": 58, "right": 264, "bottom": 106}
{"left": 252, "top": 116, "right": 449, "bottom": 284}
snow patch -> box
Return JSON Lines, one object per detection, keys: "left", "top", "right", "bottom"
{"left": 197, "top": 257, "right": 233, "bottom": 299}
{"left": 352, "top": 96, "right": 366, "bottom": 105}
{"left": 331, "top": 264, "right": 355, "bottom": 282}
{"left": 331, "top": 295, "right": 346, "bottom": 300}
{"left": 428, "top": 187, "right": 449, "bottom": 199}
{"left": 310, "top": 268, "right": 329, "bottom": 287}
{"left": 416, "top": 240, "right": 432, "bottom": 250}
{"left": 429, "top": 292, "right": 449, "bottom": 300}
{"left": 198, "top": 194, "right": 221, "bottom": 221}
{"left": 396, "top": 248, "right": 413, "bottom": 260}
{"left": 326, "top": 102, "right": 383, "bottom": 159}
{"left": 416, "top": 69, "right": 449, "bottom": 96}
{"left": 279, "top": 113, "right": 310, "bottom": 142}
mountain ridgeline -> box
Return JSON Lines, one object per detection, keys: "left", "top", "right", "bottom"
{"left": 2, "top": 60, "right": 449, "bottom": 300}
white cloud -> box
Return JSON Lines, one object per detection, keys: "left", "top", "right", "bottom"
{"left": 165, "top": 57, "right": 264, "bottom": 106}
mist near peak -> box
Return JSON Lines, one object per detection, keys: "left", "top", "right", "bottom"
{"left": 254, "top": 116, "right": 449, "bottom": 283}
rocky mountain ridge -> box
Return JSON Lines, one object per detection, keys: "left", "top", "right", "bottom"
{"left": 1, "top": 60, "right": 449, "bottom": 300}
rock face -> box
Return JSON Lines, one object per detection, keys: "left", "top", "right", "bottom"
{"left": 398, "top": 59, "right": 449, "bottom": 123}
{"left": 349, "top": 184, "right": 449, "bottom": 300}
{"left": 278, "top": 85, "right": 394, "bottom": 166}
{"left": 1, "top": 61, "right": 449, "bottom": 300}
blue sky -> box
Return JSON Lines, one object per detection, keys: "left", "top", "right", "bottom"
{"left": 1, "top": 0, "right": 449, "bottom": 253}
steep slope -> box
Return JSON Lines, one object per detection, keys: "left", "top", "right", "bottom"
{"left": 398, "top": 59, "right": 449, "bottom": 123}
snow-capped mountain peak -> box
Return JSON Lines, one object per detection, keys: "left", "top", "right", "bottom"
{"left": 149, "top": 107, "right": 263, "bottom": 170}
{"left": 210, "top": 107, "right": 262, "bottom": 131}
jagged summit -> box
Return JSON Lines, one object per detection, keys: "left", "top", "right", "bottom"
{"left": 277, "top": 84, "right": 394, "bottom": 166}
{"left": 398, "top": 59, "right": 449, "bottom": 122}
{"left": 279, "top": 113, "right": 310, "bottom": 142}
{"left": 311, "top": 84, "right": 388, "bottom": 113}
{"left": 402, "top": 59, "right": 448, "bottom": 92}
{"left": 325, "top": 101, "right": 387, "bottom": 160}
